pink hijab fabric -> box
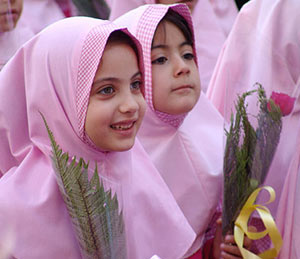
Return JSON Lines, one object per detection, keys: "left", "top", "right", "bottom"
{"left": 106, "top": 0, "right": 238, "bottom": 92}
{"left": 276, "top": 119, "right": 300, "bottom": 258}
{"left": 115, "top": 4, "right": 224, "bottom": 257}
{"left": 207, "top": 0, "right": 300, "bottom": 217}
{"left": 0, "top": 17, "right": 196, "bottom": 259}
{"left": 19, "top": 0, "right": 66, "bottom": 34}
{"left": 0, "top": 20, "right": 34, "bottom": 70}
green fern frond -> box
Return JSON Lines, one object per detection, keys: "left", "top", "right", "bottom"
{"left": 40, "top": 113, "right": 127, "bottom": 259}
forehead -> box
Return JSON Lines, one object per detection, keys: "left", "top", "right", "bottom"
{"left": 94, "top": 41, "right": 140, "bottom": 77}
{"left": 153, "top": 20, "right": 185, "bottom": 44}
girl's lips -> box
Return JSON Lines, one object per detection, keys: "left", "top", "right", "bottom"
{"left": 0, "top": 10, "right": 19, "bottom": 22}
{"left": 0, "top": 9, "right": 18, "bottom": 15}
{"left": 172, "top": 85, "right": 193, "bottom": 92}
{"left": 110, "top": 120, "right": 136, "bottom": 131}
{"left": 110, "top": 120, "right": 137, "bottom": 138}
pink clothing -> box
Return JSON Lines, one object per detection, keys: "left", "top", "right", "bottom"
{"left": 276, "top": 119, "right": 300, "bottom": 259}
{"left": 107, "top": 0, "right": 238, "bottom": 92}
{"left": 0, "top": 17, "right": 196, "bottom": 258}
{"left": 0, "top": 20, "right": 34, "bottom": 70}
{"left": 207, "top": 0, "right": 300, "bottom": 217}
{"left": 115, "top": 4, "right": 224, "bottom": 257}
{"left": 20, "top": 0, "right": 66, "bottom": 33}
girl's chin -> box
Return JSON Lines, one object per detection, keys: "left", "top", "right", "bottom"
{"left": 99, "top": 141, "right": 135, "bottom": 152}
{"left": 157, "top": 103, "right": 197, "bottom": 115}
{"left": 0, "top": 19, "right": 18, "bottom": 32}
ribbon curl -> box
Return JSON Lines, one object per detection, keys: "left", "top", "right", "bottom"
{"left": 234, "top": 186, "right": 282, "bottom": 258}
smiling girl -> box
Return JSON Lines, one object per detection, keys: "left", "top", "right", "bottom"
{"left": 0, "top": 17, "right": 195, "bottom": 258}
{"left": 85, "top": 31, "right": 145, "bottom": 151}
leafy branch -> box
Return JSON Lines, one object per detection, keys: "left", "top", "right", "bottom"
{"left": 222, "top": 84, "right": 283, "bottom": 235}
{"left": 41, "top": 113, "right": 127, "bottom": 259}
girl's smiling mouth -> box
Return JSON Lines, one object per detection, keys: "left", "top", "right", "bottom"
{"left": 110, "top": 120, "right": 136, "bottom": 131}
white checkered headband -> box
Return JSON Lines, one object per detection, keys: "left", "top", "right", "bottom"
{"left": 114, "top": 4, "right": 198, "bottom": 128}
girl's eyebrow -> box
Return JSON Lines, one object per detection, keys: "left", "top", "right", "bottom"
{"left": 92, "top": 77, "right": 119, "bottom": 86}
{"left": 131, "top": 71, "right": 142, "bottom": 79}
{"left": 151, "top": 44, "right": 167, "bottom": 50}
{"left": 92, "top": 71, "right": 142, "bottom": 86}
{"left": 151, "top": 41, "right": 192, "bottom": 50}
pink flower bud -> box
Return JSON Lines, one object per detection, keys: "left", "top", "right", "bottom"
{"left": 268, "top": 92, "right": 296, "bottom": 116}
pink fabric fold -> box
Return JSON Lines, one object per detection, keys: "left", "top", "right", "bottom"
{"left": 20, "top": 0, "right": 66, "bottom": 33}
{"left": 107, "top": 0, "right": 238, "bottom": 92}
{"left": 207, "top": 0, "right": 300, "bottom": 218}
{"left": 0, "top": 17, "right": 196, "bottom": 259}
{"left": 115, "top": 4, "right": 224, "bottom": 257}
{"left": 0, "top": 19, "right": 34, "bottom": 70}
{"left": 276, "top": 119, "right": 300, "bottom": 259}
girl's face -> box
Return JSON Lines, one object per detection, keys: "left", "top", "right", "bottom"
{"left": 85, "top": 41, "right": 146, "bottom": 152}
{"left": 151, "top": 20, "right": 200, "bottom": 115}
{"left": 0, "top": 0, "right": 23, "bottom": 32}
{"left": 156, "top": 0, "right": 198, "bottom": 12}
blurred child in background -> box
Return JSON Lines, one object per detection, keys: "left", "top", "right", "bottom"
{"left": 0, "top": 0, "right": 34, "bottom": 70}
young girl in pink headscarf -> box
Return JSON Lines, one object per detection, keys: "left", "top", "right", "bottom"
{"left": 0, "top": 16, "right": 196, "bottom": 258}
{"left": 115, "top": 4, "right": 252, "bottom": 258}
{"left": 207, "top": 0, "right": 300, "bottom": 253}
{"left": 106, "top": 0, "right": 238, "bottom": 92}
{"left": 0, "top": 0, "right": 34, "bottom": 70}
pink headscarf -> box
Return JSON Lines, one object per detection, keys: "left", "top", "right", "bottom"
{"left": 19, "top": 0, "right": 66, "bottom": 34}
{"left": 107, "top": 0, "right": 238, "bottom": 92}
{"left": 0, "top": 21, "right": 34, "bottom": 71}
{"left": 276, "top": 118, "right": 300, "bottom": 258}
{"left": 207, "top": 0, "right": 300, "bottom": 217}
{"left": 115, "top": 4, "right": 224, "bottom": 257}
{"left": 0, "top": 17, "right": 195, "bottom": 258}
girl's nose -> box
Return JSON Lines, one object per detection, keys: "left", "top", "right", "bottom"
{"left": 173, "top": 56, "right": 190, "bottom": 77}
{"left": 119, "top": 92, "right": 139, "bottom": 114}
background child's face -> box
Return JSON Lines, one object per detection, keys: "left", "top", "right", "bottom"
{"left": 156, "top": 0, "right": 198, "bottom": 12}
{"left": 0, "top": 0, "right": 23, "bottom": 32}
{"left": 151, "top": 20, "right": 200, "bottom": 115}
{"left": 85, "top": 41, "right": 146, "bottom": 152}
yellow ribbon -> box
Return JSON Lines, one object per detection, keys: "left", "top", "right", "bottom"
{"left": 234, "top": 186, "right": 283, "bottom": 259}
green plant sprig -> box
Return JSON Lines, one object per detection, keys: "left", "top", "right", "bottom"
{"left": 41, "top": 113, "right": 127, "bottom": 259}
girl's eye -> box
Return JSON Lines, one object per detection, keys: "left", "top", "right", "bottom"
{"left": 151, "top": 56, "right": 167, "bottom": 65}
{"left": 98, "top": 86, "right": 115, "bottom": 95}
{"left": 131, "top": 80, "right": 142, "bottom": 91}
{"left": 183, "top": 52, "right": 194, "bottom": 60}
